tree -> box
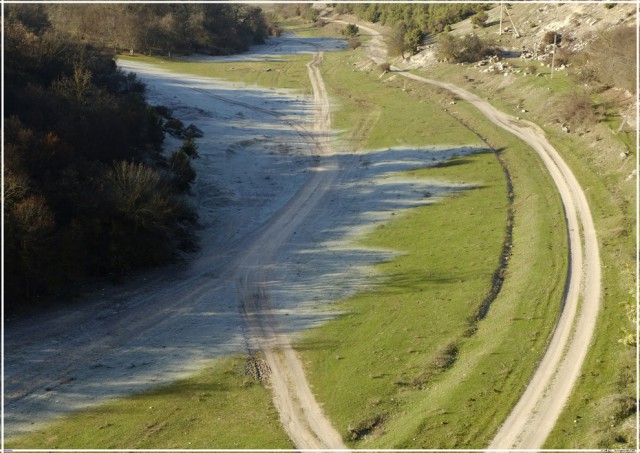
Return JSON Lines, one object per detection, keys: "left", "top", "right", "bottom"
{"left": 169, "top": 149, "right": 197, "bottom": 193}
{"left": 404, "top": 27, "right": 423, "bottom": 55}
{"left": 471, "top": 10, "right": 489, "bottom": 28}
{"left": 437, "top": 33, "right": 498, "bottom": 63}
{"left": 3, "top": 8, "right": 199, "bottom": 310}
{"left": 342, "top": 23, "right": 359, "bottom": 38}
{"left": 588, "top": 26, "right": 636, "bottom": 93}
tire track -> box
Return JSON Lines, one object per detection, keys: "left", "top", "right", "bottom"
{"left": 234, "top": 51, "right": 347, "bottom": 449}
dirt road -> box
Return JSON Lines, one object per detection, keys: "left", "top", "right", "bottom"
{"left": 235, "top": 51, "right": 347, "bottom": 449}
{"left": 339, "top": 19, "right": 601, "bottom": 448}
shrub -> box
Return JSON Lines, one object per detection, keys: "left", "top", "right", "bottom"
{"left": 471, "top": 10, "right": 489, "bottom": 28}
{"left": 378, "top": 62, "right": 391, "bottom": 73}
{"left": 437, "top": 33, "right": 499, "bottom": 63}
{"left": 588, "top": 26, "right": 636, "bottom": 93}
{"left": 347, "top": 37, "right": 361, "bottom": 50}
{"left": 412, "top": 342, "right": 459, "bottom": 389}
{"left": 109, "top": 161, "right": 174, "bottom": 232}
{"left": 539, "top": 30, "right": 561, "bottom": 51}
{"left": 553, "top": 91, "right": 599, "bottom": 129}
{"left": 347, "top": 413, "right": 387, "bottom": 441}
{"left": 165, "top": 117, "right": 184, "bottom": 135}
{"left": 169, "top": 149, "right": 197, "bottom": 193}
{"left": 342, "top": 23, "right": 359, "bottom": 38}
{"left": 179, "top": 136, "right": 199, "bottom": 159}
{"left": 386, "top": 27, "right": 406, "bottom": 57}
{"left": 544, "top": 46, "right": 573, "bottom": 67}
{"left": 404, "top": 27, "right": 423, "bottom": 55}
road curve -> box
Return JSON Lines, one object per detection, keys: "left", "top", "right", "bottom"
{"left": 235, "top": 51, "right": 347, "bottom": 449}
{"left": 342, "top": 19, "right": 602, "bottom": 449}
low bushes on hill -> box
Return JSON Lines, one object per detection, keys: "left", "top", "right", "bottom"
{"left": 437, "top": 33, "right": 501, "bottom": 63}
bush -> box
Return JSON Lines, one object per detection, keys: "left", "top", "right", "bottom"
{"left": 179, "top": 136, "right": 199, "bottom": 159}
{"left": 347, "top": 413, "right": 387, "bottom": 441}
{"left": 403, "top": 27, "right": 423, "bottom": 55}
{"left": 386, "top": 27, "right": 406, "bottom": 57}
{"left": 539, "top": 30, "right": 561, "bottom": 51}
{"left": 347, "top": 37, "right": 361, "bottom": 50}
{"left": 412, "top": 342, "right": 459, "bottom": 389}
{"left": 588, "top": 26, "right": 636, "bottom": 93}
{"left": 378, "top": 62, "right": 391, "bottom": 73}
{"left": 437, "top": 33, "right": 499, "bottom": 63}
{"left": 544, "top": 46, "right": 573, "bottom": 67}
{"left": 553, "top": 91, "right": 599, "bottom": 129}
{"left": 165, "top": 117, "right": 184, "bottom": 135}
{"left": 342, "top": 23, "right": 359, "bottom": 38}
{"left": 169, "top": 149, "right": 197, "bottom": 193}
{"left": 471, "top": 10, "right": 489, "bottom": 28}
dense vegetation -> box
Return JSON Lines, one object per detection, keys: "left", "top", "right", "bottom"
{"left": 333, "top": 3, "right": 489, "bottom": 55}
{"left": 572, "top": 25, "right": 636, "bottom": 94}
{"left": 4, "top": 6, "right": 228, "bottom": 313}
{"left": 436, "top": 32, "right": 500, "bottom": 63}
{"left": 39, "top": 3, "right": 274, "bottom": 56}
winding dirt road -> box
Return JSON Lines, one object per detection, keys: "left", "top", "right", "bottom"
{"left": 341, "top": 19, "right": 601, "bottom": 448}
{"left": 235, "top": 51, "right": 347, "bottom": 449}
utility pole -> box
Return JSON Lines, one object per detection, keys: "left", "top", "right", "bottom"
{"left": 499, "top": 2, "right": 503, "bottom": 35}
{"left": 504, "top": 5, "right": 520, "bottom": 38}
{"left": 550, "top": 32, "right": 557, "bottom": 78}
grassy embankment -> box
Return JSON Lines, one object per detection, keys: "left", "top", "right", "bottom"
{"left": 294, "top": 48, "right": 567, "bottom": 448}
{"left": 425, "top": 55, "right": 636, "bottom": 449}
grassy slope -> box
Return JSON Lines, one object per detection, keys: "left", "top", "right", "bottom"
{"left": 7, "top": 355, "right": 292, "bottom": 449}
{"left": 295, "top": 49, "right": 567, "bottom": 448}
{"left": 426, "top": 56, "right": 636, "bottom": 449}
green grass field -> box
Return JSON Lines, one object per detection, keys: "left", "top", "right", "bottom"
{"left": 118, "top": 53, "right": 313, "bottom": 94}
